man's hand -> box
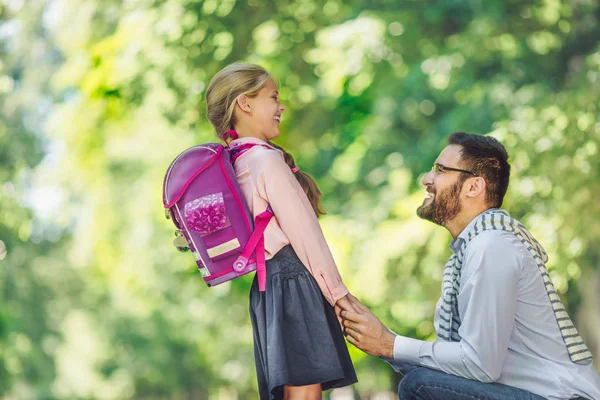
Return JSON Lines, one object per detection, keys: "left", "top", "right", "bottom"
{"left": 335, "top": 293, "right": 359, "bottom": 328}
{"left": 339, "top": 294, "right": 396, "bottom": 359}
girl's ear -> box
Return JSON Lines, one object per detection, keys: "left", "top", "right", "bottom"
{"left": 236, "top": 94, "right": 252, "bottom": 114}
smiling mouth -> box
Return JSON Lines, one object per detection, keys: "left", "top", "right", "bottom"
{"left": 424, "top": 191, "right": 434, "bottom": 202}
{"left": 274, "top": 116, "right": 281, "bottom": 123}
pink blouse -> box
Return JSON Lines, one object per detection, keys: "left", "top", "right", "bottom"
{"left": 230, "top": 136, "right": 349, "bottom": 306}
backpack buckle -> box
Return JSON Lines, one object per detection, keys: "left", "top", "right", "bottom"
{"left": 173, "top": 230, "right": 189, "bottom": 252}
{"left": 233, "top": 256, "right": 248, "bottom": 272}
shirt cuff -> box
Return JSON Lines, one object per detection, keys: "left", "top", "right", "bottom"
{"left": 330, "top": 283, "right": 349, "bottom": 305}
{"left": 393, "top": 335, "right": 425, "bottom": 364}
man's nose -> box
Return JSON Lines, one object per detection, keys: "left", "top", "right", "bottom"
{"left": 422, "top": 170, "right": 434, "bottom": 186}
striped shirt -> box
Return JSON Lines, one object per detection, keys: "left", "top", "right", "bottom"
{"left": 387, "top": 211, "right": 600, "bottom": 399}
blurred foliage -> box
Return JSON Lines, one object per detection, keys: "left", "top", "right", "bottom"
{"left": 1, "top": 0, "right": 600, "bottom": 398}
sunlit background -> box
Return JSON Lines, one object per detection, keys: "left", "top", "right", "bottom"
{"left": 2, "top": 0, "right": 600, "bottom": 398}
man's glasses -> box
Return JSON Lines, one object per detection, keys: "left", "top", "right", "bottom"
{"left": 432, "top": 163, "right": 478, "bottom": 177}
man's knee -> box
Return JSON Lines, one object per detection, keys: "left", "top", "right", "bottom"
{"left": 398, "top": 368, "right": 434, "bottom": 399}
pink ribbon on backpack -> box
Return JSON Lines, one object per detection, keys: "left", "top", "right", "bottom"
{"left": 221, "top": 129, "right": 238, "bottom": 146}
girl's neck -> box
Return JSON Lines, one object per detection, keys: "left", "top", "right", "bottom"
{"left": 232, "top": 125, "right": 268, "bottom": 142}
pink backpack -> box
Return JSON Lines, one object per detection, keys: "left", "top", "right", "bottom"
{"left": 162, "top": 138, "right": 272, "bottom": 291}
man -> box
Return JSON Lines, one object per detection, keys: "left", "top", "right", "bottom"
{"left": 338, "top": 133, "right": 600, "bottom": 399}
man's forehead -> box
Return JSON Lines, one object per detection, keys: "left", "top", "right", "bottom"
{"left": 435, "top": 144, "right": 463, "bottom": 165}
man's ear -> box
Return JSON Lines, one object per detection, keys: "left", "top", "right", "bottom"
{"left": 465, "top": 177, "right": 486, "bottom": 199}
{"left": 236, "top": 94, "right": 252, "bottom": 114}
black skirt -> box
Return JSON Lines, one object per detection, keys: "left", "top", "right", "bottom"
{"left": 249, "top": 245, "right": 358, "bottom": 399}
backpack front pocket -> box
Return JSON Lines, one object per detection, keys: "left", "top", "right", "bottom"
{"left": 185, "top": 193, "right": 230, "bottom": 234}
{"left": 184, "top": 192, "right": 241, "bottom": 260}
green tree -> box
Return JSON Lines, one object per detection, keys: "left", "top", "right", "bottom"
{"left": 2, "top": 0, "right": 600, "bottom": 398}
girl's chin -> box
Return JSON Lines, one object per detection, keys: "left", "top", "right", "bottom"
{"left": 267, "top": 130, "right": 281, "bottom": 140}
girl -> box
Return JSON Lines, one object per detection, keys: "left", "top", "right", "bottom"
{"left": 206, "top": 63, "right": 357, "bottom": 399}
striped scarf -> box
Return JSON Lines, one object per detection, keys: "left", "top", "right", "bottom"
{"left": 438, "top": 209, "right": 592, "bottom": 364}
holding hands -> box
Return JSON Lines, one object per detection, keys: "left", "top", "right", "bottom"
{"left": 335, "top": 294, "right": 396, "bottom": 359}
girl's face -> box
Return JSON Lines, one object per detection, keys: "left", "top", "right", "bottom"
{"left": 246, "top": 79, "right": 285, "bottom": 141}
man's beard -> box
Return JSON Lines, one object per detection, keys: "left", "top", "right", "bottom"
{"left": 417, "top": 179, "right": 463, "bottom": 226}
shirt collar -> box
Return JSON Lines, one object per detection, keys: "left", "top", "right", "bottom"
{"left": 449, "top": 208, "right": 498, "bottom": 253}
{"left": 229, "top": 136, "right": 278, "bottom": 151}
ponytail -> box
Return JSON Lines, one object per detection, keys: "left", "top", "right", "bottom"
{"left": 268, "top": 142, "right": 326, "bottom": 217}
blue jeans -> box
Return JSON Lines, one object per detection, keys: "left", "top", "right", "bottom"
{"left": 394, "top": 363, "right": 545, "bottom": 400}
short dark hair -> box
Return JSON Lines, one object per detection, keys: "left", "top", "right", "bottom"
{"left": 448, "top": 132, "right": 511, "bottom": 208}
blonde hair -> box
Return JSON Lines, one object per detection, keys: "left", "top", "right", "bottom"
{"left": 206, "top": 63, "right": 272, "bottom": 139}
{"left": 206, "top": 63, "right": 326, "bottom": 217}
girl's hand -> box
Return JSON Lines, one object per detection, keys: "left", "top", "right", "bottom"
{"left": 335, "top": 293, "right": 360, "bottom": 332}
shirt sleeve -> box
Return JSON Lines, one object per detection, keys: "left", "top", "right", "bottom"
{"left": 388, "top": 231, "right": 522, "bottom": 382}
{"left": 251, "top": 149, "right": 348, "bottom": 306}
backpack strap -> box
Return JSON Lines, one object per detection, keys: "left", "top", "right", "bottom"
{"left": 229, "top": 142, "right": 275, "bottom": 290}
{"left": 229, "top": 141, "right": 294, "bottom": 291}
{"left": 233, "top": 207, "right": 274, "bottom": 291}
{"left": 229, "top": 143, "right": 273, "bottom": 163}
